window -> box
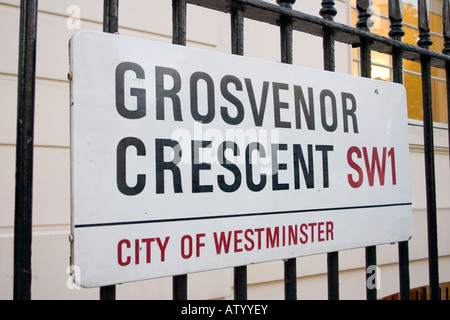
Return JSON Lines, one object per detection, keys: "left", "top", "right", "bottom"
{"left": 351, "top": 0, "right": 448, "bottom": 124}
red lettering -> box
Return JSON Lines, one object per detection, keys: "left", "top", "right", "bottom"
{"left": 244, "top": 229, "right": 254, "bottom": 251}
{"left": 363, "top": 147, "right": 387, "bottom": 186}
{"left": 348, "top": 146, "right": 397, "bottom": 187}
{"left": 254, "top": 228, "right": 264, "bottom": 250}
{"left": 118, "top": 239, "right": 131, "bottom": 266}
{"left": 135, "top": 239, "right": 140, "bottom": 265}
{"left": 388, "top": 147, "right": 397, "bottom": 185}
{"left": 181, "top": 235, "right": 193, "bottom": 259}
{"left": 196, "top": 233, "right": 205, "bottom": 257}
{"left": 213, "top": 231, "right": 232, "bottom": 254}
{"left": 347, "top": 146, "right": 363, "bottom": 188}
{"left": 234, "top": 230, "right": 243, "bottom": 252}
{"left": 326, "top": 221, "right": 334, "bottom": 241}
{"left": 142, "top": 238, "right": 155, "bottom": 263}
{"left": 118, "top": 237, "right": 170, "bottom": 265}
{"left": 266, "top": 226, "right": 279, "bottom": 248}
{"left": 318, "top": 222, "right": 325, "bottom": 241}
{"left": 308, "top": 222, "right": 317, "bottom": 242}
{"left": 288, "top": 225, "right": 297, "bottom": 245}
{"left": 299, "top": 224, "right": 308, "bottom": 244}
{"left": 157, "top": 236, "right": 170, "bottom": 261}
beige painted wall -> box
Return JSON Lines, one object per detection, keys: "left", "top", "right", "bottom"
{"left": 0, "top": 0, "right": 449, "bottom": 300}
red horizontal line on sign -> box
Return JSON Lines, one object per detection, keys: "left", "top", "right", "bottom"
{"left": 74, "top": 202, "right": 412, "bottom": 229}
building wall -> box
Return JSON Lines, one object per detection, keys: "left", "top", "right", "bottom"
{"left": 0, "top": 0, "right": 449, "bottom": 300}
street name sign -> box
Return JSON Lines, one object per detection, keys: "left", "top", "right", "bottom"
{"left": 69, "top": 30, "right": 412, "bottom": 288}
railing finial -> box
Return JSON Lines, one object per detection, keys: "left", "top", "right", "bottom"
{"left": 320, "top": 1, "right": 337, "bottom": 21}
{"left": 418, "top": 0, "right": 433, "bottom": 48}
{"left": 388, "top": 0, "right": 405, "bottom": 40}
{"left": 356, "top": 0, "right": 373, "bottom": 31}
{"left": 443, "top": 0, "right": 450, "bottom": 54}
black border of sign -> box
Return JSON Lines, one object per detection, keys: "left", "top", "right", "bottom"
{"left": 74, "top": 202, "right": 412, "bottom": 229}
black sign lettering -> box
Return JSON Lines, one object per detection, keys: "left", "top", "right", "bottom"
{"left": 245, "top": 142, "right": 267, "bottom": 192}
{"left": 155, "top": 66, "right": 183, "bottom": 121}
{"left": 218, "top": 141, "right": 241, "bottom": 193}
{"left": 190, "top": 72, "right": 215, "bottom": 124}
{"left": 341, "top": 92, "right": 359, "bottom": 133}
{"left": 245, "top": 79, "right": 269, "bottom": 127}
{"left": 116, "top": 137, "right": 146, "bottom": 195}
{"left": 273, "top": 82, "right": 291, "bottom": 129}
{"left": 220, "top": 75, "right": 245, "bottom": 125}
{"left": 294, "top": 86, "right": 315, "bottom": 130}
{"left": 155, "top": 138, "right": 183, "bottom": 194}
{"left": 320, "top": 89, "right": 338, "bottom": 132}
{"left": 316, "top": 145, "right": 334, "bottom": 188}
{"left": 115, "top": 62, "right": 146, "bottom": 119}
{"left": 293, "top": 144, "right": 314, "bottom": 189}
{"left": 271, "top": 143, "right": 289, "bottom": 191}
{"left": 192, "top": 140, "right": 213, "bottom": 193}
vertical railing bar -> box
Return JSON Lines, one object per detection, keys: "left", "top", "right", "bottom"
{"left": 389, "top": 0, "right": 404, "bottom": 83}
{"left": 321, "top": 1, "right": 337, "bottom": 72}
{"left": 417, "top": 0, "right": 440, "bottom": 301}
{"left": 444, "top": 7, "right": 450, "bottom": 273}
{"left": 278, "top": 0, "right": 294, "bottom": 65}
{"left": 365, "top": 246, "right": 377, "bottom": 300}
{"left": 230, "top": 3, "right": 248, "bottom": 301}
{"left": 356, "top": 0, "right": 377, "bottom": 301}
{"left": 443, "top": 0, "right": 450, "bottom": 302}
{"left": 172, "top": 0, "right": 188, "bottom": 300}
{"left": 234, "top": 266, "right": 247, "bottom": 300}
{"left": 103, "top": 0, "right": 119, "bottom": 33}
{"left": 444, "top": 0, "right": 450, "bottom": 148}
{"left": 99, "top": 0, "right": 119, "bottom": 300}
{"left": 173, "top": 274, "right": 188, "bottom": 300}
{"left": 326, "top": 253, "right": 339, "bottom": 299}
{"left": 13, "top": 0, "right": 38, "bottom": 301}
{"left": 388, "top": 0, "right": 411, "bottom": 301}
{"left": 444, "top": 1, "right": 450, "bottom": 130}
{"left": 397, "top": 241, "right": 410, "bottom": 299}
{"left": 100, "top": 0, "right": 119, "bottom": 301}
{"left": 99, "top": 285, "right": 116, "bottom": 300}
{"left": 283, "top": 257, "right": 297, "bottom": 300}
{"left": 231, "top": 4, "right": 244, "bottom": 56}
{"left": 173, "top": 0, "right": 187, "bottom": 46}
{"left": 277, "top": 0, "right": 297, "bottom": 300}
{"left": 320, "top": 0, "right": 339, "bottom": 301}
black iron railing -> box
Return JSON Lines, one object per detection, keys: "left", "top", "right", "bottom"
{"left": 13, "top": 0, "right": 447, "bottom": 300}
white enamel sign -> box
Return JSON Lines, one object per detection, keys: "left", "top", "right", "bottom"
{"left": 70, "top": 31, "right": 412, "bottom": 288}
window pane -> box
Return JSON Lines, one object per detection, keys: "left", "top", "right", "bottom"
{"left": 352, "top": 47, "right": 359, "bottom": 60}
{"left": 430, "top": 12, "right": 443, "bottom": 35}
{"left": 403, "top": 25, "right": 419, "bottom": 47}
{"left": 372, "top": 51, "right": 390, "bottom": 66}
{"left": 370, "top": 15, "right": 390, "bottom": 38}
{"left": 404, "top": 58, "right": 421, "bottom": 74}
{"left": 353, "top": 61, "right": 360, "bottom": 77}
{"left": 430, "top": 33, "right": 443, "bottom": 54}
{"left": 351, "top": 6, "right": 358, "bottom": 28}
{"left": 432, "top": 66, "right": 445, "bottom": 79}
{"left": 403, "top": 74, "right": 448, "bottom": 124}
{"left": 403, "top": 2, "right": 418, "bottom": 27}
{"left": 350, "top": 0, "right": 447, "bottom": 124}
{"left": 372, "top": 65, "right": 391, "bottom": 81}
{"left": 404, "top": 72, "right": 423, "bottom": 121}
{"left": 432, "top": 79, "right": 448, "bottom": 123}
{"left": 372, "top": 0, "right": 388, "bottom": 17}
